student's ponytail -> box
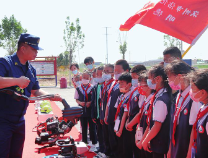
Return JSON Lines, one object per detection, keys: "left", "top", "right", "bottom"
{"left": 149, "top": 64, "right": 172, "bottom": 95}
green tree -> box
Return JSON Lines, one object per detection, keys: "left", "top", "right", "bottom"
{"left": 119, "top": 41, "right": 127, "bottom": 59}
{"left": 118, "top": 32, "right": 127, "bottom": 59}
{"left": 0, "top": 15, "right": 27, "bottom": 55}
{"left": 63, "top": 17, "right": 85, "bottom": 86}
{"left": 164, "top": 34, "right": 182, "bottom": 51}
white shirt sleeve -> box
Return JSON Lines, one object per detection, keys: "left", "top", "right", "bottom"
{"left": 74, "top": 89, "right": 79, "bottom": 100}
{"left": 153, "top": 100, "right": 168, "bottom": 123}
{"left": 206, "top": 122, "right": 208, "bottom": 135}
{"left": 107, "top": 96, "right": 111, "bottom": 107}
{"left": 138, "top": 95, "right": 145, "bottom": 108}
{"left": 189, "top": 101, "right": 202, "bottom": 125}
{"left": 114, "top": 97, "right": 120, "bottom": 108}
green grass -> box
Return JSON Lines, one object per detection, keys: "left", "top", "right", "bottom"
{"left": 194, "top": 64, "right": 208, "bottom": 69}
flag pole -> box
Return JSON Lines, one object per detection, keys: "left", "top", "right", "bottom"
{"left": 182, "top": 24, "right": 208, "bottom": 58}
{"left": 182, "top": 45, "right": 192, "bottom": 58}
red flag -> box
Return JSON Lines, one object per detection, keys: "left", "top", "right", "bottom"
{"left": 120, "top": 0, "right": 208, "bottom": 44}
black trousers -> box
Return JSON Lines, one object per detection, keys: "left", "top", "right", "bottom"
{"left": 102, "top": 123, "right": 111, "bottom": 155}
{"left": 0, "top": 120, "right": 25, "bottom": 158}
{"left": 95, "top": 119, "right": 105, "bottom": 153}
{"left": 108, "top": 122, "right": 118, "bottom": 157}
{"left": 141, "top": 149, "right": 153, "bottom": 158}
{"left": 117, "top": 127, "right": 133, "bottom": 158}
{"left": 153, "top": 152, "right": 167, "bottom": 158}
{"left": 130, "top": 125, "right": 141, "bottom": 158}
{"left": 80, "top": 117, "right": 97, "bottom": 144}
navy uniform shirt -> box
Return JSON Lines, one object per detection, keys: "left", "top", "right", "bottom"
{"left": 100, "top": 81, "right": 113, "bottom": 121}
{"left": 149, "top": 88, "right": 171, "bottom": 154}
{"left": 171, "top": 86, "right": 201, "bottom": 158}
{"left": 74, "top": 84, "right": 93, "bottom": 117}
{"left": 139, "top": 94, "right": 153, "bottom": 133}
{"left": 128, "top": 87, "right": 141, "bottom": 121}
{"left": 195, "top": 105, "right": 208, "bottom": 158}
{"left": 91, "top": 83, "right": 103, "bottom": 119}
{"left": 107, "top": 82, "right": 121, "bottom": 124}
{"left": 0, "top": 53, "right": 40, "bottom": 123}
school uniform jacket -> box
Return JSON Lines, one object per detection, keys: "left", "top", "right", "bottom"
{"left": 128, "top": 87, "right": 141, "bottom": 121}
{"left": 75, "top": 84, "right": 93, "bottom": 117}
{"left": 100, "top": 81, "right": 114, "bottom": 121}
{"left": 171, "top": 86, "right": 194, "bottom": 158}
{"left": 91, "top": 83, "right": 103, "bottom": 119}
{"left": 149, "top": 88, "right": 171, "bottom": 154}
{"left": 107, "top": 82, "right": 121, "bottom": 124}
{"left": 195, "top": 105, "right": 208, "bottom": 158}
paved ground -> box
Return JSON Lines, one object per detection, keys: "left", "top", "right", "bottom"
{"left": 41, "top": 86, "right": 77, "bottom": 109}
{"left": 41, "top": 86, "right": 81, "bottom": 130}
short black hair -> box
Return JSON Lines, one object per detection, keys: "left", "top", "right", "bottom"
{"left": 189, "top": 69, "right": 208, "bottom": 92}
{"left": 84, "top": 57, "right": 94, "bottom": 64}
{"left": 69, "top": 63, "right": 79, "bottom": 70}
{"left": 115, "top": 59, "right": 130, "bottom": 71}
{"left": 105, "top": 64, "right": 114, "bottom": 71}
{"left": 138, "top": 70, "right": 148, "bottom": 82}
{"left": 163, "top": 47, "right": 182, "bottom": 59}
{"left": 131, "top": 64, "right": 146, "bottom": 74}
{"left": 97, "top": 66, "right": 104, "bottom": 71}
{"left": 118, "top": 72, "right": 132, "bottom": 83}
{"left": 93, "top": 68, "right": 97, "bottom": 73}
{"left": 165, "top": 60, "right": 194, "bottom": 76}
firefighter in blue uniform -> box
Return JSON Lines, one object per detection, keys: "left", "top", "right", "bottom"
{"left": 0, "top": 33, "right": 62, "bottom": 158}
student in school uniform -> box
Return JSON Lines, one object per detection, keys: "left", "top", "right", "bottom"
{"left": 142, "top": 64, "right": 171, "bottom": 158}
{"left": 163, "top": 46, "right": 182, "bottom": 67}
{"left": 126, "top": 71, "right": 154, "bottom": 158}
{"left": 91, "top": 66, "right": 105, "bottom": 155}
{"left": 84, "top": 56, "right": 95, "bottom": 72}
{"left": 125, "top": 64, "right": 147, "bottom": 158}
{"left": 104, "top": 59, "right": 130, "bottom": 158}
{"left": 74, "top": 71, "right": 97, "bottom": 150}
{"left": 165, "top": 60, "right": 201, "bottom": 158}
{"left": 73, "top": 74, "right": 82, "bottom": 87}
{"left": 114, "top": 72, "right": 133, "bottom": 158}
{"left": 84, "top": 56, "right": 97, "bottom": 86}
{"left": 70, "top": 63, "right": 81, "bottom": 88}
{"left": 100, "top": 64, "right": 115, "bottom": 158}
{"left": 186, "top": 69, "right": 208, "bottom": 158}
{"left": 136, "top": 71, "right": 154, "bottom": 158}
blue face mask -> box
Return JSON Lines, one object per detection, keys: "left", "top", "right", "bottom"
{"left": 102, "top": 74, "right": 112, "bottom": 81}
{"left": 75, "top": 81, "right": 81, "bottom": 87}
{"left": 147, "top": 79, "right": 156, "bottom": 90}
{"left": 86, "top": 64, "right": 93, "bottom": 70}
{"left": 96, "top": 77, "right": 105, "bottom": 83}
{"left": 164, "top": 62, "right": 169, "bottom": 67}
{"left": 72, "top": 70, "right": 78, "bottom": 75}
{"left": 132, "top": 79, "right": 138, "bottom": 87}
{"left": 93, "top": 78, "right": 98, "bottom": 84}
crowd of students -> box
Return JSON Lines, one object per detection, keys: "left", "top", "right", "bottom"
{"left": 70, "top": 47, "right": 208, "bottom": 158}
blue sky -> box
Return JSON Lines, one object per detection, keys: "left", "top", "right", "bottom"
{"left": 0, "top": 0, "right": 208, "bottom": 64}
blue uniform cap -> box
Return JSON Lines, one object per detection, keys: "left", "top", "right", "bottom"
{"left": 18, "top": 33, "right": 43, "bottom": 50}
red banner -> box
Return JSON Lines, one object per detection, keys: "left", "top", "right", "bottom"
{"left": 120, "top": 0, "right": 208, "bottom": 44}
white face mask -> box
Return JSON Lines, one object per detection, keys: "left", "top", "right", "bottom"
{"left": 82, "top": 79, "right": 89, "bottom": 84}
{"left": 132, "top": 79, "right": 138, "bottom": 87}
{"left": 114, "top": 73, "right": 122, "bottom": 80}
{"left": 102, "top": 74, "right": 112, "bottom": 81}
